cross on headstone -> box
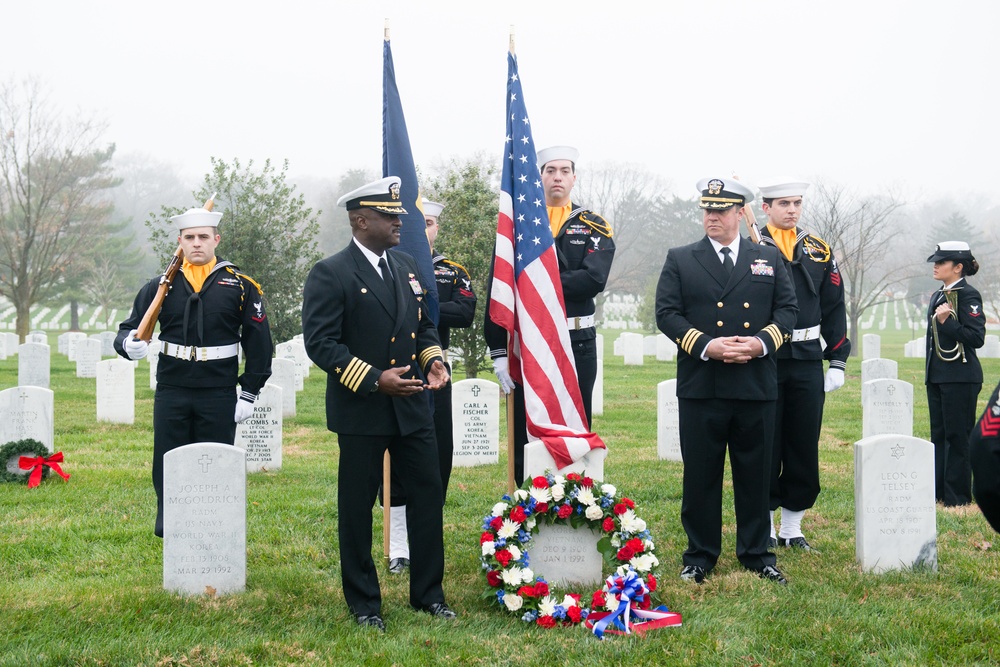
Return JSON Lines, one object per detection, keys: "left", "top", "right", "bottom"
{"left": 472, "top": 385, "right": 481, "bottom": 397}
{"left": 887, "top": 384, "right": 896, "bottom": 396}
{"left": 198, "top": 455, "right": 213, "bottom": 473}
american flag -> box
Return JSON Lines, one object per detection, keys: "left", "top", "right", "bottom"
{"left": 489, "top": 51, "right": 605, "bottom": 469}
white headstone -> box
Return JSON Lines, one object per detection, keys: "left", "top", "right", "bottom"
{"left": 592, "top": 334, "right": 604, "bottom": 417}
{"left": 642, "top": 335, "right": 658, "bottom": 356}
{"left": 66, "top": 332, "right": 88, "bottom": 361}
{"left": 96, "top": 359, "right": 135, "bottom": 424}
{"left": 269, "top": 358, "right": 297, "bottom": 418}
{"left": 855, "top": 434, "right": 937, "bottom": 573}
{"left": 0, "top": 334, "right": 6, "bottom": 361}
{"left": 529, "top": 522, "right": 603, "bottom": 589}
{"left": 75, "top": 339, "right": 102, "bottom": 379}
{"left": 99, "top": 331, "right": 117, "bottom": 357}
{"left": 57, "top": 332, "right": 70, "bottom": 355}
{"left": 524, "top": 442, "right": 605, "bottom": 482}
{"left": 861, "top": 358, "right": 898, "bottom": 385}
{"left": 6, "top": 333, "right": 19, "bottom": 354}
{"left": 613, "top": 334, "right": 624, "bottom": 356}
{"left": 163, "top": 442, "right": 246, "bottom": 595}
{"left": 657, "top": 379, "right": 682, "bottom": 461}
{"left": 982, "top": 335, "right": 1000, "bottom": 359}
{"left": 655, "top": 334, "right": 676, "bottom": 362}
{"left": 0, "top": 386, "right": 55, "bottom": 452}
{"left": 235, "top": 383, "right": 283, "bottom": 472}
{"left": 863, "top": 333, "right": 881, "bottom": 360}
{"left": 450, "top": 379, "right": 499, "bottom": 467}
{"left": 621, "top": 332, "right": 643, "bottom": 366}
{"left": 862, "top": 379, "right": 913, "bottom": 438}
{"left": 26, "top": 332, "right": 47, "bottom": 345}
{"left": 18, "top": 343, "right": 50, "bottom": 388}
{"left": 275, "top": 341, "right": 304, "bottom": 391}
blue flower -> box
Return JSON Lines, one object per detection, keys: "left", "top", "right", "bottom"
{"left": 546, "top": 473, "right": 556, "bottom": 484}
{"left": 494, "top": 537, "right": 507, "bottom": 548}
{"left": 502, "top": 494, "right": 512, "bottom": 502}
{"left": 496, "top": 590, "right": 505, "bottom": 601}
{"left": 521, "top": 610, "right": 539, "bottom": 622}
{"left": 553, "top": 605, "right": 567, "bottom": 620}
{"left": 600, "top": 496, "right": 613, "bottom": 508}
{"left": 580, "top": 609, "right": 590, "bottom": 620}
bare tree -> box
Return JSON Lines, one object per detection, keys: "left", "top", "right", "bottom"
{"left": 0, "top": 79, "right": 118, "bottom": 339}
{"left": 807, "top": 182, "right": 909, "bottom": 354}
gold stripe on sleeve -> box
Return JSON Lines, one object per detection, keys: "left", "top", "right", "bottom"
{"left": 341, "top": 357, "right": 372, "bottom": 392}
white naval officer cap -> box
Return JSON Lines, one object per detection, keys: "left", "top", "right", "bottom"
{"left": 926, "top": 241, "right": 974, "bottom": 263}
{"left": 422, "top": 198, "right": 445, "bottom": 218}
{"left": 536, "top": 145, "right": 579, "bottom": 169}
{"left": 696, "top": 177, "right": 755, "bottom": 210}
{"left": 337, "top": 176, "right": 408, "bottom": 215}
{"left": 170, "top": 193, "right": 223, "bottom": 230}
{"left": 758, "top": 178, "right": 812, "bottom": 199}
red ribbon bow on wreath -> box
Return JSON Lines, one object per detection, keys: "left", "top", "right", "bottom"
{"left": 19, "top": 452, "right": 71, "bottom": 489}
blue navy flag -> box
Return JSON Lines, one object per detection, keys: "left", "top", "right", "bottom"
{"left": 382, "top": 38, "right": 439, "bottom": 325}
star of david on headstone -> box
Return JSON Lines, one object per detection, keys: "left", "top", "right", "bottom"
{"left": 472, "top": 385, "right": 481, "bottom": 397}
{"left": 198, "top": 454, "right": 213, "bottom": 473}
{"left": 890, "top": 444, "right": 905, "bottom": 460}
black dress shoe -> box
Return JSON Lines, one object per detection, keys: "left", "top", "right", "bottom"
{"left": 779, "top": 536, "right": 815, "bottom": 551}
{"left": 423, "top": 602, "right": 457, "bottom": 619}
{"left": 356, "top": 614, "right": 386, "bottom": 632}
{"left": 757, "top": 565, "right": 788, "bottom": 585}
{"left": 680, "top": 565, "right": 707, "bottom": 584}
{"left": 388, "top": 557, "right": 410, "bottom": 574}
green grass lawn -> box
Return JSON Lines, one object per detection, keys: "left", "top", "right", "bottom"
{"left": 1, "top": 325, "right": 999, "bottom": 666}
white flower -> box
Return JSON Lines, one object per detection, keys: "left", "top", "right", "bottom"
{"left": 644, "top": 538, "right": 655, "bottom": 552}
{"left": 491, "top": 501, "right": 508, "bottom": 517}
{"left": 529, "top": 486, "right": 552, "bottom": 504}
{"left": 585, "top": 504, "right": 604, "bottom": 520}
{"left": 513, "top": 489, "right": 529, "bottom": 502}
{"left": 600, "top": 483, "right": 617, "bottom": 497}
{"left": 605, "top": 593, "right": 619, "bottom": 610}
{"left": 497, "top": 518, "right": 520, "bottom": 539}
{"left": 577, "top": 487, "right": 597, "bottom": 506}
{"left": 553, "top": 475, "right": 566, "bottom": 486}
{"left": 550, "top": 484, "right": 566, "bottom": 502}
{"left": 538, "top": 595, "right": 557, "bottom": 617}
{"left": 619, "top": 509, "right": 646, "bottom": 533}
{"left": 501, "top": 566, "right": 524, "bottom": 586}
{"left": 611, "top": 534, "right": 622, "bottom": 548}
{"left": 481, "top": 541, "right": 496, "bottom": 556}
{"left": 503, "top": 593, "right": 524, "bottom": 611}
{"left": 526, "top": 517, "right": 536, "bottom": 531}
{"left": 561, "top": 594, "right": 578, "bottom": 609}
{"left": 630, "top": 553, "right": 656, "bottom": 572}
{"left": 507, "top": 544, "right": 522, "bottom": 561}
{"left": 521, "top": 568, "right": 534, "bottom": 583}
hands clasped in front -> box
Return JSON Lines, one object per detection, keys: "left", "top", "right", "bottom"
{"left": 376, "top": 361, "right": 450, "bottom": 396}
{"left": 705, "top": 336, "right": 763, "bottom": 364}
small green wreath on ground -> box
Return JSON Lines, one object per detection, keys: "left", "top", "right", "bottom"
{"left": 0, "top": 439, "right": 51, "bottom": 484}
{"left": 479, "top": 471, "right": 661, "bottom": 628}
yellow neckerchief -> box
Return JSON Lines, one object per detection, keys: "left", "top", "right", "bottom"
{"left": 548, "top": 204, "right": 572, "bottom": 238}
{"left": 181, "top": 257, "right": 217, "bottom": 293}
{"left": 767, "top": 224, "right": 798, "bottom": 261}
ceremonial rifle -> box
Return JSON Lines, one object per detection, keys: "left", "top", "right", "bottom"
{"left": 133, "top": 193, "right": 216, "bottom": 342}
{"left": 732, "top": 173, "right": 764, "bottom": 244}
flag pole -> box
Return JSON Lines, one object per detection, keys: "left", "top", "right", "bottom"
{"left": 509, "top": 25, "right": 515, "bottom": 54}
{"left": 506, "top": 24, "right": 517, "bottom": 496}
{"left": 384, "top": 17, "right": 390, "bottom": 40}
{"left": 383, "top": 16, "right": 392, "bottom": 561}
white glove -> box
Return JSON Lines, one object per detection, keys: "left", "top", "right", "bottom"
{"left": 493, "top": 356, "right": 515, "bottom": 395}
{"left": 234, "top": 392, "right": 257, "bottom": 423}
{"left": 824, "top": 368, "right": 845, "bottom": 393}
{"left": 124, "top": 330, "right": 148, "bottom": 360}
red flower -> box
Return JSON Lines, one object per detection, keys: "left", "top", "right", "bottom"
{"left": 495, "top": 549, "right": 513, "bottom": 567}
{"left": 616, "top": 546, "right": 635, "bottom": 561}
{"left": 557, "top": 504, "right": 573, "bottom": 519}
{"left": 635, "top": 595, "right": 651, "bottom": 610}
{"left": 621, "top": 497, "right": 636, "bottom": 509}
{"left": 535, "top": 502, "right": 549, "bottom": 514}
{"left": 627, "top": 538, "right": 644, "bottom": 554}
{"left": 532, "top": 476, "right": 549, "bottom": 488}
{"left": 613, "top": 503, "right": 627, "bottom": 515}
{"left": 581, "top": 476, "right": 594, "bottom": 487}
{"left": 567, "top": 606, "right": 582, "bottom": 623}
{"left": 648, "top": 574, "right": 658, "bottom": 592}
{"left": 490, "top": 516, "right": 503, "bottom": 530}
{"left": 537, "top": 615, "right": 557, "bottom": 628}
{"left": 486, "top": 570, "right": 503, "bottom": 587}
{"left": 566, "top": 473, "right": 581, "bottom": 481}
{"left": 534, "top": 581, "right": 549, "bottom": 596}
{"left": 480, "top": 531, "right": 494, "bottom": 544}
{"left": 518, "top": 585, "right": 536, "bottom": 597}
{"left": 510, "top": 506, "right": 527, "bottom": 523}
{"left": 602, "top": 517, "right": 616, "bottom": 532}
{"left": 592, "top": 590, "right": 606, "bottom": 608}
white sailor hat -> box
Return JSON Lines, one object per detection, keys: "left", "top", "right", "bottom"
{"left": 696, "top": 177, "right": 754, "bottom": 210}
{"left": 337, "top": 176, "right": 408, "bottom": 215}
{"left": 758, "top": 178, "right": 811, "bottom": 199}
{"left": 537, "top": 145, "right": 579, "bottom": 168}
{"left": 422, "top": 198, "right": 445, "bottom": 218}
{"left": 927, "top": 241, "right": 975, "bottom": 263}
{"left": 170, "top": 207, "right": 223, "bottom": 231}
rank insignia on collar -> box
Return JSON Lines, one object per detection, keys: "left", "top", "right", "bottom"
{"left": 708, "top": 179, "right": 724, "bottom": 195}
{"left": 750, "top": 259, "right": 775, "bottom": 277}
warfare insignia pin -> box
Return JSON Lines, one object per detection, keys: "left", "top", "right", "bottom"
{"left": 708, "top": 179, "right": 724, "bottom": 195}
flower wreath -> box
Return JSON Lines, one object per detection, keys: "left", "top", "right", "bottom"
{"left": 480, "top": 471, "right": 663, "bottom": 629}
{"left": 0, "top": 439, "right": 51, "bottom": 484}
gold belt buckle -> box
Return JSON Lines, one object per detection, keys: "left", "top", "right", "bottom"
{"left": 195, "top": 347, "right": 208, "bottom": 362}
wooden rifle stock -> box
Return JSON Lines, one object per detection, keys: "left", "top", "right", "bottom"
{"left": 742, "top": 202, "right": 764, "bottom": 245}
{"left": 135, "top": 246, "right": 184, "bottom": 342}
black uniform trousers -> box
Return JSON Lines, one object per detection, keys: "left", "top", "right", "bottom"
{"left": 770, "top": 359, "right": 825, "bottom": 512}
{"left": 679, "top": 397, "right": 777, "bottom": 572}
{"left": 508, "top": 330, "right": 596, "bottom": 487}
{"left": 928, "top": 381, "right": 981, "bottom": 506}
{"left": 338, "top": 424, "right": 446, "bottom": 617}
{"left": 152, "top": 384, "right": 237, "bottom": 538}
{"left": 971, "top": 381, "right": 1000, "bottom": 532}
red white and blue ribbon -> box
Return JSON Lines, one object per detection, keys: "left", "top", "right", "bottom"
{"left": 587, "top": 569, "right": 682, "bottom": 639}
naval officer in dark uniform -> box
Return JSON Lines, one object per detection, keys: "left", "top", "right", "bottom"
{"left": 924, "top": 241, "right": 985, "bottom": 507}
{"left": 485, "top": 145, "right": 615, "bottom": 484}
{"left": 757, "top": 179, "right": 850, "bottom": 550}
{"left": 115, "top": 198, "right": 273, "bottom": 538}
{"left": 301, "top": 177, "right": 455, "bottom": 632}
{"left": 970, "top": 381, "right": 1000, "bottom": 532}
{"left": 656, "top": 177, "right": 797, "bottom": 585}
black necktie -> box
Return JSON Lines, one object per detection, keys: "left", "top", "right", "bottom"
{"left": 720, "top": 247, "right": 734, "bottom": 279}
{"left": 378, "top": 256, "right": 396, "bottom": 305}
